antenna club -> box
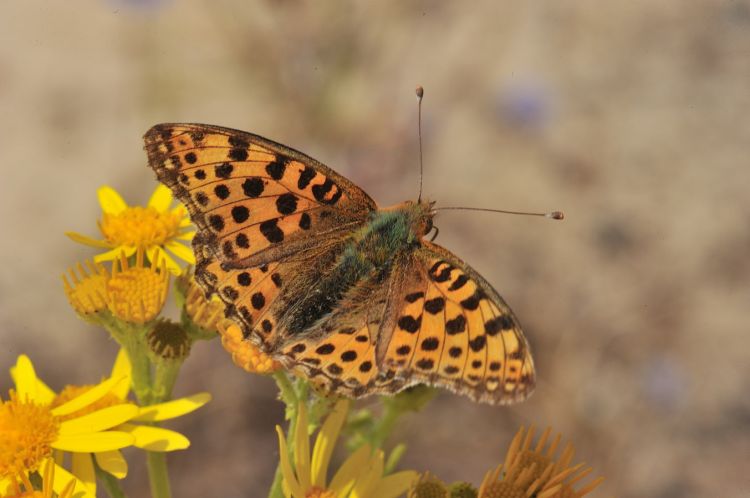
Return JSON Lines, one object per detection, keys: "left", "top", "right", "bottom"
{"left": 548, "top": 211, "right": 564, "bottom": 220}
{"left": 415, "top": 86, "right": 424, "bottom": 99}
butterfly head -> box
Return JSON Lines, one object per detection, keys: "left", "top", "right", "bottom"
{"left": 397, "top": 199, "right": 437, "bottom": 239}
{"left": 419, "top": 200, "right": 438, "bottom": 238}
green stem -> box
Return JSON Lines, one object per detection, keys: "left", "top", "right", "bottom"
{"left": 273, "top": 371, "right": 298, "bottom": 417}
{"left": 152, "top": 359, "right": 182, "bottom": 403}
{"left": 104, "top": 318, "right": 153, "bottom": 404}
{"left": 267, "top": 463, "right": 286, "bottom": 498}
{"left": 370, "top": 401, "right": 402, "bottom": 450}
{"left": 95, "top": 459, "right": 127, "bottom": 498}
{"left": 127, "top": 344, "right": 153, "bottom": 405}
{"left": 146, "top": 452, "right": 171, "bottom": 498}
{"left": 268, "top": 372, "right": 300, "bottom": 498}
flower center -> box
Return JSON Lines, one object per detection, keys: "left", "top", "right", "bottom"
{"left": 0, "top": 392, "right": 59, "bottom": 479}
{"left": 480, "top": 481, "right": 525, "bottom": 498}
{"left": 100, "top": 206, "right": 185, "bottom": 248}
{"left": 52, "top": 385, "right": 124, "bottom": 422}
{"left": 107, "top": 266, "right": 168, "bottom": 323}
{"left": 305, "top": 487, "right": 336, "bottom": 498}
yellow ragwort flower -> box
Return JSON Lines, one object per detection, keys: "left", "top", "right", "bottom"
{"left": 106, "top": 248, "right": 169, "bottom": 324}
{"left": 219, "top": 322, "right": 281, "bottom": 375}
{"left": 478, "top": 426, "right": 604, "bottom": 498}
{"left": 2, "top": 458, "right": 76, "bottom": 498}
{"left": 3, "top": 352, "right": 210, "bottom": 496}
{"left": 276, "top": 400, "right": 417, "bottom": 498}
{"left": 63, "top": 249, "right": 170, "bottom": 324}
{"left": 1, "top": 357, "right": 138, "bottom": 498}
{"left": 66, "top": 184, "right": 194, "bottom": 274}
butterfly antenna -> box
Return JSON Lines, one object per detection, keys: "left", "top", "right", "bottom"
{"left": 436, "top": 206, "right": 565, "bottom": 220}
{"left": 416, "top": 85, "right": 425, "bottom": 203}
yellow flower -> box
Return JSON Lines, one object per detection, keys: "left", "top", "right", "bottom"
{"left": 106, "top": 249, "right": 169, "bottom": 324}
{"left": 276, "top": 400, "right": 417, "bottom": 498}
{"left": 2, "top": 458, "right": 76, "bottom": 498}
{"left": 3, "top": 352, "right": 210, "bottom": 495}
{"left": 478, "top": 426, "right": 604, "bottom": 498}
{"left": 63, "top": 248, "right": 170, "bottom": 324}
{"left": 219, "top": 322, "right": 281, "bottom": 375}
{"left": 66, "top": 184, "right": 194, "bottom": 274}
{"left": 1, "top": 358, "right": 137, "bottom": 498}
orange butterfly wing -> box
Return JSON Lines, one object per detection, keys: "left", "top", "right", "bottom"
{"left": 378, "top": 241, "right": 535, "bottom": 404}
{"left": 144, "top": 123, "right": 375, "bottom": 349}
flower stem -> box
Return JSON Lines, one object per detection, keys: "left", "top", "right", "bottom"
{"left": 267, "top": 464, "right": 286, "bottom": 498}
{"left": 152, "top": 358, "right": 182, "bottom": 403}
{"left": 370, "top": 401, "right": 401, "bottom": 450}
{"left": 146, "top": 451, "right": 172, "bottom": 498}
{"left": 268, "top": 372, "right": 300, "bottom": 498}
{"left": 127, "top": 344, "right": 153, "bottom": 405}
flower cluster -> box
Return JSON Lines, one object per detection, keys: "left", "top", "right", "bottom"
{"left": 0, "top": 353, "right": 209, "bottom": 497}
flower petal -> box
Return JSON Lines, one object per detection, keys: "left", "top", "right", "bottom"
{"left": 330, "top": 444, "right": 370, "bottom": 497}
{"left": 311, "top": 399, "right": 349, "bottom": 487}
{"left": 65, "top": 232, "right": 113, "bottom": 249}
{"left": 52, "top": 375, "right": 128, "bottom": 416}
{"left": 147, "top": 184, "right": 173, "bottom": 212}
{"left": 95, "top": 450, "right": 128, "bottom": 479}
{"left": 52, "top": 431, "right": 134, "bottom": 452}
{"left": 276, "top": 425, "right": 304, "bottom": 498}
{"left": 148, "top": 246, "right": 181, "bottom": 274}
{"left": 118, "top": 423, "right": 190, "bottom": 451}
{"left": 110, "top": 349, "right": 132, "bottom": 400}
{"left": 72, "top": 452, "right": 96, "bottom": 495}
{"left": 177, "top": 231, "right": 196, "bottom": 241}
{"left": 372, "top": 471, "right": 419, "bottom": 498}
{"left": 59, "top": 404, "right": 139, "bottom": 435}
{"left": 11, "top": 354, "right": 50, "bottom": 403}
{"left": 294, "top": 402, "right": 312, "bottom": 491}
{"left": 0, "top": 478, "right": 12, "bottom": 496}
{"left": 43, "top": 460, "right": 95, "bottom": 498}
{"left": 351, "top": 450, "right": 384, "bottom": 498}
{"left": 94, "top": 246, "right": 136, "bottom": 263}
{"left": 133, "top": 393, "right": 211, "bottom": 422}
{"left": 165, "top": 240, "right": 196, "bottom": 265}
{"left": 97, "top": 186, "right": 128, "bottom": 215}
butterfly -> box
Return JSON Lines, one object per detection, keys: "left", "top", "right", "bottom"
{"left": 144, "top": 123, "right": 535, "bottom": 404}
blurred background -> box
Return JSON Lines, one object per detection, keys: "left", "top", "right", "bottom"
{"left": 1, "top": 1, "right": 749, "bottom": 496}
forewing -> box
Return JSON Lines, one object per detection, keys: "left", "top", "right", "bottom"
{"left": 144, "top": 123, "right": 375, "bottom": 348}
{"left": 380, "top": 241, "right": 535, "bottom": 404}
{"left": 144, "top": 124, "right": 375, "bottom": 265}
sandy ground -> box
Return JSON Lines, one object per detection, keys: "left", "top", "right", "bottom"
{"left": 1, "top": 1, "right": 749, "bottom": 497}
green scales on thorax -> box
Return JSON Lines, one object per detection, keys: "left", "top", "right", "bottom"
{"left": 283, "top": 201, "right": 433, "bottom": 335}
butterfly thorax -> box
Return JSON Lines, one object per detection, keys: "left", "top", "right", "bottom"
{"left": 278, "top": 200, "right": 434, "bottom": 340}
